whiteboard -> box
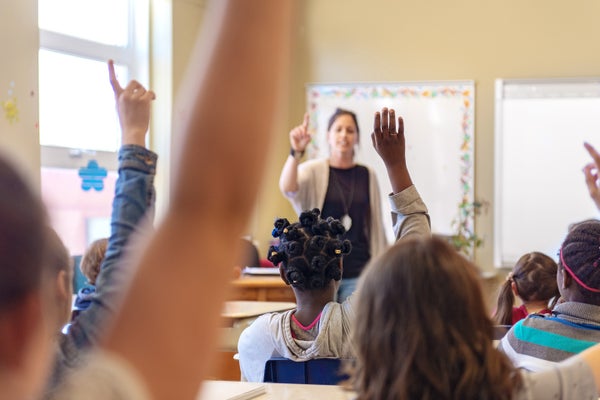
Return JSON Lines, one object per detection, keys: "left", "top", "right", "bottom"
{"left": 494, "top": 78, "right": 600, "bottom": 268}
{"left": 306, "top": 82, "right": 475, "bottom": 242}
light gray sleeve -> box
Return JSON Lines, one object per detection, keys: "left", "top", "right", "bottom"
{"left": 389, "top": 185, "right": 431, "bottom": 242}
{"left": 515, "top": 357, "right": 598, "bottom": 400}
{"left": 237, "top": 314, "right": 278, "bottom": 382}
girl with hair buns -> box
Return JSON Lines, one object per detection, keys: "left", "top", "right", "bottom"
{"left": 238, "top": 209, "right": 353, "bottom": 382}
{"left": 238, "top": 107, "right": 431, "bottom": 382}
{"left": 492, "top": 252, "right": 559, "bottom": 326}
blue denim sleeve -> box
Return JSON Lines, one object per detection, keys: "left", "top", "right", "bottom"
{"left": 47, "top": 145, "right": 157, "bottom": 393}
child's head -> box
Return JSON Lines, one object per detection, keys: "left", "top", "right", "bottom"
{"left": 80, "top": 237, "right": 108, "bottom": 286}
{"left": 351, "top": 236, "right": 520, "bottom": 399}
{"left": 0, "top": 156, "right": 58, "bottom": 398}
{"left": 267, "top": 208, "right": 351, "bottom": 291}
{"left": 493, "top": 252, "right": 559, "bottom": 325}
{"left": 558, "top": 219, "right": 600, "bottom": 304}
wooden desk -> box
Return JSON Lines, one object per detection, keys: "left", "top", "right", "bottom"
{"left": 222, "top": 301, "right": 296, "bottom": 322}
{"left": 230, "top": 275, "right": 295, "bottom": 302}
{"left": 198, "top": 380, "right": 355, "bottom": 400}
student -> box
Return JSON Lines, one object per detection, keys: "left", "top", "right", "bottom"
{"left": 497, "top": 219, "right": 600, "bottom": 371}
{"left": 279, "top": 109, "right": 389, "bottom": 302}
{"left": 80, "top": 238, "right": 108, "bottom": 287}
{"left": 49, "top": 1, "right": 293, "bottom": 399}
{"left": 0, "top": 1, "right": 291, "bottom": 399}
{"left": 236, "top": 237, "right": 260, "bottom": 269}
{"left": 45, "top": 58, "right": 158, "bottom": 397}
{"left": 0, "top": 152, "right": 52, "bottom": 400}
{"left": 495, "top": 142, "right": 600, "bottom": 371}
{"left": 73, "top": 238, "right": 108, "bottom": 314}
{"left": 237, "top": 209, "right": 354, "bottom": 382}
{"left": 238, "top": 107, "right": 431, "bottom": 382}
{"left": 350, "top": 234, "right": 600, "bottom": 399}
{"left": 492, "top": 251, "right": 559, "bottom": 326}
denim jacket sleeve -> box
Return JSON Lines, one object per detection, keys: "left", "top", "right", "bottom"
{"left": 48, "top": 145, "right": 157, "bottom": 393}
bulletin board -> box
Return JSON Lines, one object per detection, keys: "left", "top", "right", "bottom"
{"left": 306, "top": 81, "right": 475, "bottom": 242}
{"left": 494, "top": 78, "right": 600, "bottom": 268}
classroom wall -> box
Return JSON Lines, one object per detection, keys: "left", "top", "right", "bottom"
{"left": 4, "top": 1, "right": 600, "bottom": 275}
{"left": 255, "top": 0, "right": 600, "bottom": 274}
{"left": 0, "top": 0, "right": 40, "bottom": 191}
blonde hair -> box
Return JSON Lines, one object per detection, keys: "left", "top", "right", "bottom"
{"left": 80, "top": 238, "right": 108, "bottom": 285}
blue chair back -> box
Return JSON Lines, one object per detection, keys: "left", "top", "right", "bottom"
{"left": 263, "top": 357, "right": 348, "bottom": 385}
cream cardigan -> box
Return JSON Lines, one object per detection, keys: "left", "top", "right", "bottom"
{"left": 282, "top": 158, "right": 388, "bottom": 260}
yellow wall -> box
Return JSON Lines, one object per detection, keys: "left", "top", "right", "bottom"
{"left": 257, "top": 0, "right": 600, "bottom": 273}
{"left": 0, "top": 0, "right": 40, "bottom": 190}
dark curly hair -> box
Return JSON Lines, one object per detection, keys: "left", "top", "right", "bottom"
{"left": 267, "top": 208, "right": 352, "bottom": 291}
{"left": 559, "top": 219, "right": 600, "bottom": 304}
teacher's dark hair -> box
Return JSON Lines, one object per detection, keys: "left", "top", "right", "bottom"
{"left": 327, "top": 108, "right": 360, "bottom": 137}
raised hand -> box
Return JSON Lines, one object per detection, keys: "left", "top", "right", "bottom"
{"left": 584, "top": 142, "right": 600, "bottom": 211}
{"left": 289, "top": 112, "right": 311, "bottom": 153}
{"left": 371, "top": 107, "right": 412, "bottom": 193}
{"left": 108, "top": 59, "right": 156, "bottom": 147}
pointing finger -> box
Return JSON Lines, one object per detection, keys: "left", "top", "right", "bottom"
{"left": 108, "top": 59, "right": 123, "bottom": 96}
{"left": 585, "top": 142, "right": 600, "bottom": 166}
{"left": 302, "top": 112, "right": 310, "bottom": 131}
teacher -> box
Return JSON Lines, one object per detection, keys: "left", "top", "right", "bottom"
{"left": 279, "top": 108, "right": 388, "bottom": 302}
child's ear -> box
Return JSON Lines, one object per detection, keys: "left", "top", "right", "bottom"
{"left": 511, "top": 281, "right": 519, "bottom": 297}
{"left": 56, "top": 270, "right": 70, "bottom": 300}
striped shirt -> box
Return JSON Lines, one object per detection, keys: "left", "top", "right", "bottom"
{"left": 498, "top": 301, "right": 600, "bottom": 371}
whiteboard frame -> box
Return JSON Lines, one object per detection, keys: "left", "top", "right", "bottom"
{"left": 306, "top": 80, "right": 475, "bottom": 243}
{"left": 493, "top": 77, "right": 600, "bottom": 268}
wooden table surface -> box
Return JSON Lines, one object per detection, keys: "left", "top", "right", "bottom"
{"left": 229, "top": 275, "right": 295, "bottom": 302}
{"left": 197, "top": 380, "right": 355, "bottom": 400}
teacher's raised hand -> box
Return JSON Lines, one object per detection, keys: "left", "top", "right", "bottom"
{"left": 289, "top": 112, "right": 311, "bottom": 154}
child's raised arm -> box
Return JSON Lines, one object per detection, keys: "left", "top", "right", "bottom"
{"left": 101, "top": 1, "right": 292, "bottom": 399}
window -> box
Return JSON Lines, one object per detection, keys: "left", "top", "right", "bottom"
{"left": 39, "top": 0, "right": 149, "bottom": 255}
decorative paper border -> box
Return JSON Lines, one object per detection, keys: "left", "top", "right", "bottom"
{"left": 306, "top": 82, "right": 475, "bottom": 243}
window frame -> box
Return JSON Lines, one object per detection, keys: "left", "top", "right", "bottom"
{"left": 38, "top": 0, "right": 150, "bottom": 170}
